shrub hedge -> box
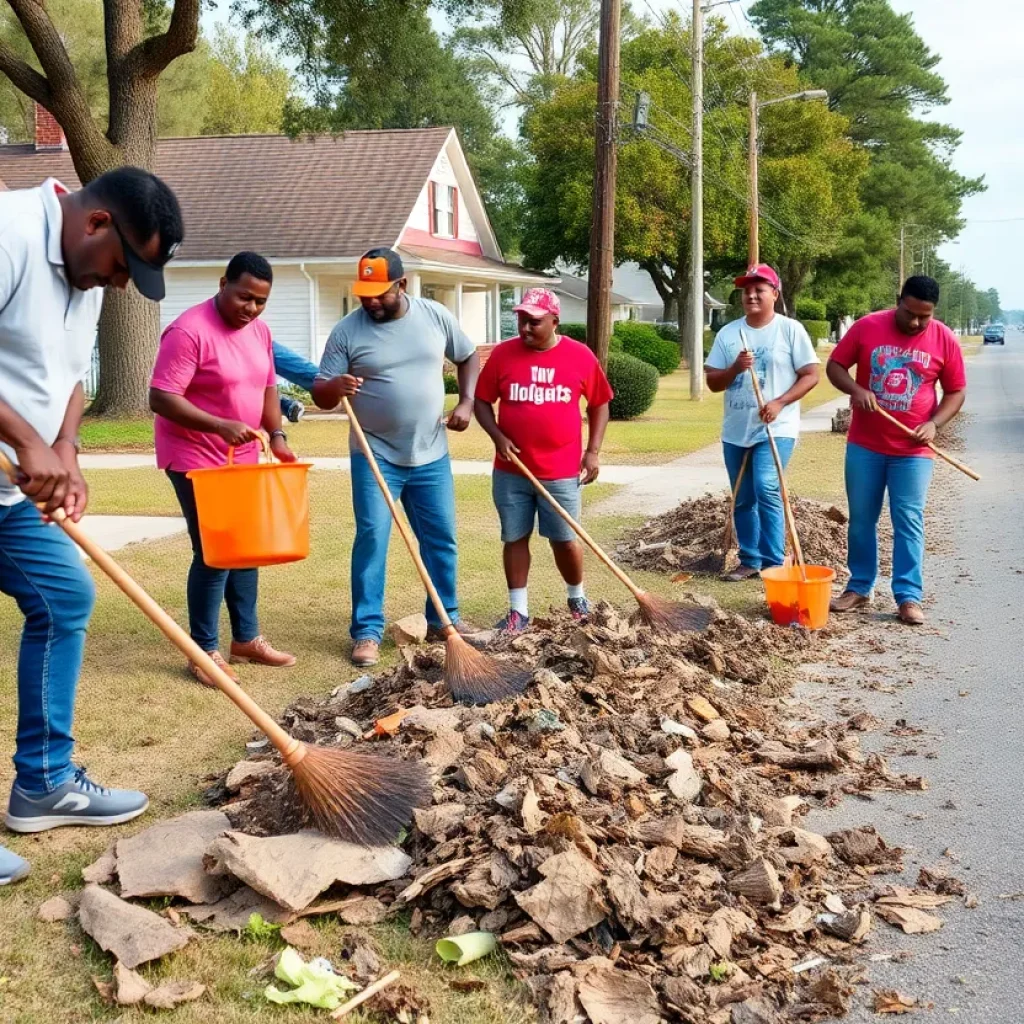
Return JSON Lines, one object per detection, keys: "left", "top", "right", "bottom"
{"left": 800, "top": 320, "right": 830, "bottom": 347}
{"left": 794, "top": 298, "right": 827, "bottom": 322}
{"left": 607, "top": 351, "right": 660, "bottom": 420}
{"left": 613, "top": 321, "right": 681, "bottom": 375}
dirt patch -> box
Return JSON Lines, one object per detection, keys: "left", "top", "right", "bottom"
{"left": 618, "top": 493, "right": 893, "bottom": 578}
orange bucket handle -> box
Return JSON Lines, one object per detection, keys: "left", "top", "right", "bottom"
{"left": 226, "top": 432, "right": 270, "bottom": 467}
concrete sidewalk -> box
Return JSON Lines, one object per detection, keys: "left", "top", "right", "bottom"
{"left": 73, "top": 514, "right": 186, "bottom": 558}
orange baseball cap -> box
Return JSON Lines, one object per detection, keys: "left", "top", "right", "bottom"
{"left": 353, "top": 248, "right": 405, "bottom": 297}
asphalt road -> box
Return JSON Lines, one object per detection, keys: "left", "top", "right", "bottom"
{"left": 804, "top": 331, "right": 1024, "bottom": 1020}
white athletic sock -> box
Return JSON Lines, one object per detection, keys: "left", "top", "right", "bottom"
{"left": 509, "top": 587, "right": 529, "bottom": 616}
{"left": 567, "top": 582, "right": 585, "bottom": 600}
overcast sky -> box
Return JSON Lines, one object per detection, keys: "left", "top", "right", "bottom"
{"left": 888, "top": 0, "right": 1023, "bottom": 308}
{"left": 204, "top": 0, "right": 1019, "bottom": 306}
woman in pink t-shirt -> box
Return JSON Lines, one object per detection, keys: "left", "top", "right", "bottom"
{"left": 149, "top": 252, "right": 297, "bottom": 686}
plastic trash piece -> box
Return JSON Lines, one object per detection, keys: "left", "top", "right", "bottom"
{"left": 435, "top": 931, "right": 497, "bottom": 967}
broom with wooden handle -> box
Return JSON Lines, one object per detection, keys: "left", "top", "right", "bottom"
{"left": 505, "top": 452, "right": 714, "bottom": 634}
{"left": 738, "top": 334, "right": 807, "bottom": 580}
{"left": 341, "top": 397, "right": 529, "bottom": 705}
{"left": 0, "top": 450, "right": 429, "bottom": 847}
{"left": 873, "top": 406, "right": 980, "bottom": 481}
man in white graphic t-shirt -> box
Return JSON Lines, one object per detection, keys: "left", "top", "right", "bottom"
{"left": 704, "top": 264, "right": 820, "bottom": 581}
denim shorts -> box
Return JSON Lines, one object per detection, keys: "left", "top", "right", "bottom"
{"left": 492, "top": 469, "right": 581, "bottom": 543}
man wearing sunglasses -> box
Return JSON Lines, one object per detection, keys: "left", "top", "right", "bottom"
{"left": 0, "top": 167, "right": 183, "bottom": 885}
{"left": 313, "top": 248, "right": 481, "bottom": 666}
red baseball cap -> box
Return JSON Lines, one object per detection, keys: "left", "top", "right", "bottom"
{"left": 513, "top": 287, "right": 560, "bottom": 318}
{"left": 734, "top": 264, "right": 781, "bottom": 291}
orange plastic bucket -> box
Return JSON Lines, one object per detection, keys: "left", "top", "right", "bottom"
{"left": 760, "top": 565, "right": 836, "bottom": 630}
{"left": 187, "top": 444, "right": 311, "bottom": 570}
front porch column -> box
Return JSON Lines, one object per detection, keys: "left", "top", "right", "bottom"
{"left": 490, "top": 282, "right": 501, "bottom": 342}
{"left": 454, "top": 280, "right": 464, "bottom": 326}
{"left": 407, "top": 271, "right": 422, "bottom": 298}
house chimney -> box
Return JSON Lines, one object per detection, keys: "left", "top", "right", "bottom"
{"left": 34, "top": 104, "right": 66, "bottom": 151}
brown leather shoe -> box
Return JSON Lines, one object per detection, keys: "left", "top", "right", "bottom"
{"left": 351, "top": 639, "right": 380, "bottom": 667}
{"left": 425, "top": 622, "right": 482, "bottom": 643}
{"left": 230, "top": 636, "right": 297, "bottom": 668}
{"left": 721, "top": 565, "right": 760, "bottom": 583}
{"left": 189, "top": 651, "right": 238, "bottom": 688}
{"left": 898, "top": 601, "right": 925, "bottom": 625}
{"left": 830, "top": 590, "right": 871, "bottom": 613}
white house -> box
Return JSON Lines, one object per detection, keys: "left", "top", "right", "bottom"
{"left": 0, "top": 113, "right": 553, "bottom": 363}
{"left": 550, "top": 271, "right": 640, "bottom": 324}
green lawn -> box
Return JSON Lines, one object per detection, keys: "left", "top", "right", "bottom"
{"left": 82, "top": 366, "right": 844, "bottom": 466}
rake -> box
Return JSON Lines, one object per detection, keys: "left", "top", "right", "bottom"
{"left": 0, "top": 451, "right": 430, "bottom": 847}
{"left": 342, "top": 398, "right": 530, "bottom": 705}
{"left": 684, "top": 448, "right": 750, "bottom": 575}
{"left": 506, "top": 452, "right": 714, "bottom": 634}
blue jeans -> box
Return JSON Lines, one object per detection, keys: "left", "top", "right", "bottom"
{"left": 0, "top": 500, "right": 95, "bottom": 793}
{"left": 167, "top": 471, "right": 259, "bottom": 652}
{"left": 845, "top": 442, "right": 934, "bottom": 605}
{"left": 723, "top": 438, "right": 796, "bottom": 570}
{"left": 273, "top": 341, "right": 319, "bottom": 417}
{"left": 350, "top": 452, "right": 459, "bottom": 642}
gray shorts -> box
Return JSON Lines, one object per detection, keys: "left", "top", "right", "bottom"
{"left": 492, "top": 469, "right": 581, "bottom": 544}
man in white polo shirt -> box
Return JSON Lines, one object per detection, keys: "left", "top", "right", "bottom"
{"left": 0, "top": 167, "right": 183, "bottom": 886}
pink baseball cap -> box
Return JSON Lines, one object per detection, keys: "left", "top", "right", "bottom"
{"left": 513, "top": 287, "right": 561, "bottom": 318}
{"left": 734, "top": 264, "right": 781, "bottom": 291}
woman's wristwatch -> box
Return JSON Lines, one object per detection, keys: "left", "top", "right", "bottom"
{"left": 270, "top": 429, "right": 287, "bottom": 442}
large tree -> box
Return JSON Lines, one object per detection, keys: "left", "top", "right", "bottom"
{"left": 453, "top": 0, "right": 600, "bottom": 107}
{"left": 749, "top": 0, "right": 983, "bottom": 302}
{"left": 521, "top": 15, "right": 864, "bottom": 319}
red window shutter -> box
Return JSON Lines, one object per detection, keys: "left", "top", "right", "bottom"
{"left": 429, "top": 181, "right": 436, "bottom": 234}
{"left": 452, "top": 187, "right": 459, "bottom": 238}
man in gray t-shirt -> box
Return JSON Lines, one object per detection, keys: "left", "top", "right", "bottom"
{"left": 313, "top": 248, "right": 481, "bottom": 666}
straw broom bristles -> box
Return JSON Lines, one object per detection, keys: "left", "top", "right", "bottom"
{"left": 443, "top": 628, "right": 531, "bottom": 705}
{"left": 289, "top": 745, "right": 432, "bottom": 846}
{"left": 634, "top": 591, "right": 716, "bottom": 634}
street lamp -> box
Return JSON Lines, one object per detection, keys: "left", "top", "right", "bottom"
{"left": 747, "top": 90, "right": 828, "bottom": 265}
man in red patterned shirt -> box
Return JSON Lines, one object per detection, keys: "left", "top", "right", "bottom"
{"left": 827, "top": 276, "right": 967, "bottom": 625}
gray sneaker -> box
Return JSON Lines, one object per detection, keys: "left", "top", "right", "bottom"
{"left": 5, "top": 767, "right": 149, "bottom": 834}
{"left": 0, "top": 844, "right": 29, "bottom": 885}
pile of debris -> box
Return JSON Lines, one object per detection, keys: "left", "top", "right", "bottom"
{"left": 44, "top": 605, "right": 961, "bottom": 1020}
{"left": 208, "top": 604, "right": 957, "bottom": 1022}
{"left": 618, "top": 495, "right": 892, "bottom": 578}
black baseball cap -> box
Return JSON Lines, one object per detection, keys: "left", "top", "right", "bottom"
{"left": 85, "top": 167, "right": 184, "bottom": 302}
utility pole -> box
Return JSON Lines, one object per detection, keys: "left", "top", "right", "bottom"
{"left": 689, "top": 0, "right": 705, "bottom": 399}
{"left": 898, "top": 222, "right": 905, "bottom": 291}
{"left": 748, "top": 91, "right": 759, "bottom": 266}
{"left": 586, "top": 0, "right": 621, "bottom": 369}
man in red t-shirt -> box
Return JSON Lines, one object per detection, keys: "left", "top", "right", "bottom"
{"left": 826, "top": 276, "right": 967, "bottom": 625}
{"left": 475, "top": 288, "right": 613, "bottom": 633}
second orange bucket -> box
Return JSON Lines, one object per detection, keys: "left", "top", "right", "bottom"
{"left": 760, "top": 565, "right": 836, "bottom": 630}
{"left": 187, "top": 445, "right": 311, "bottom": 570}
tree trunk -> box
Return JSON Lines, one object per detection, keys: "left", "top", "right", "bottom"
{"left": 87, "top": 68, "right": 159, "bottom": 416}
{"left": 90, "top": 289, "right": 161, "bottom": 416}
{"left": 662, "top": 295, "right": 677, "bottom": 322}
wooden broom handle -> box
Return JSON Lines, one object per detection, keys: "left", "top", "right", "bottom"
{"left": 0, "top": 450, "right": 304, "bottom": 767}
{"left": 341, "top": 398, "right": 453, "bottom": 630}
{"left": 330, "top": 971, "right": 401, "bottom": 1019}
{"left": 739, "top": 337, "right": 806, "bottom": 574}
{"left": 505, "top": 452, "right": 646, "bottom": 600}
{"left": 873, "top": 406, "right": 980, "bottom": 481}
